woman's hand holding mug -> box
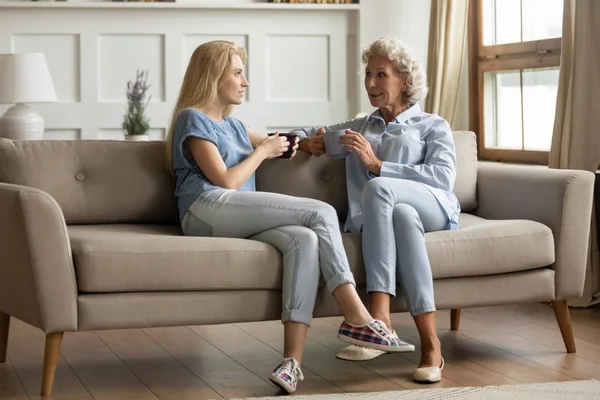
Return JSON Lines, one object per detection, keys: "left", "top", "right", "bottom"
{"left": 258, "top": 132, "right": 289, "bottom": 159}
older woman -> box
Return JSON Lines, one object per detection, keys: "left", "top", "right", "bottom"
{"left": 295, "top": 37, "right": 460, "bottom": 383}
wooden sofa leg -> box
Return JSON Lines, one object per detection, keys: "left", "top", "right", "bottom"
{"left": 552, "top": 300, "right": 576, "bottom": 353}
{"left": 0, "top": 311, "right": 10, "bottom": 363}
{"left": 41, "top": 332, "right": 63, "bottom": 396}
{"left": 450, "top": 309, "right": 461, "bottom": 331}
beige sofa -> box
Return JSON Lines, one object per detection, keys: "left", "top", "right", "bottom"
{"left": 0, "top": 132, "right": 595, "bottom": 396}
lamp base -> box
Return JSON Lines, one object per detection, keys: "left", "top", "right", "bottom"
{"left": 0, "top": 104, "right": 45, "bottom": 140}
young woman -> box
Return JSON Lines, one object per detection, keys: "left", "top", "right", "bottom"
{"left": 164, "top": 40, "right": 412, "bottom": 394}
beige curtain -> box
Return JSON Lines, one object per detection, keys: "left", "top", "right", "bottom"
{"left": 550, "top": 0, "right": 600, "bottom": 306}
{"left": 424, "top": 0, "right": 469, "bottom": 127}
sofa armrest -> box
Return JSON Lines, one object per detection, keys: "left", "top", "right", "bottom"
{"left": 0, "top": 183, "right": 77, "bottom": 332}
{"left": 475, "top": 163, "right": 595, "bottom": 300}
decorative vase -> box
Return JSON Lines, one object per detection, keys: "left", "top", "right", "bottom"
{"left": 0, "top": 104, "right": 45, "bottom": 140}
{"left": 124, "top": 134, "right": 149, "bottom": 141}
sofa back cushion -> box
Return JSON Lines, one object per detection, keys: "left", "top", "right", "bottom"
{"left": 257, "top": 152, "right": 349, "bottom": 219}
{"left": 257, "top": 131, "right": 479, "bottom": 216}
{"left": 0, "top": 138, "right": 179, "bottom": 224}
{"left": 0, "top": 130, "right": 478, "bottom": 224}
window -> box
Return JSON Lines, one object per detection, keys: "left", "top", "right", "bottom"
{"left": 469, "top": 0, "right": 563, "bottom": 164}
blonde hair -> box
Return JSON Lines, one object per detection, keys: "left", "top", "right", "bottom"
{"left": 361, "top": 37, "right": 428, "bottom": 105}
{"left": 165, "top": 40, "right": 247, "bottom": 175}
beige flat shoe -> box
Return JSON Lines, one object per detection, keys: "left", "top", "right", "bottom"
{"left": 336, "top": 344, "right": 388, "bottom": 361}
{"left": 336, "top": 330, "right": 414, "bottom": 361}
{"left": 413, "top": 357, "right": 444, "bottom": 383}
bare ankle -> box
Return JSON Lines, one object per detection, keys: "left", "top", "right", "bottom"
{"left": 334, "top": 284, "right": 373, "bottom": 326}
{"left": 370, "top": 314, "right": 392, "bottom": 330}
{"left": 418, "top": 344, "right": 443, "bottom": 368}
{"left": 421, "top": 337, "right": 441, "bottom": 349}
{"left": 345, "top": 314, "right": 372, "bottom": 326}
{"left": 368, "top": 292, "right": 392, "bottom": 330}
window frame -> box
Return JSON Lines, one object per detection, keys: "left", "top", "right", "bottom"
{"left": 468, "top": 0, "right": 562, "bottom": 164}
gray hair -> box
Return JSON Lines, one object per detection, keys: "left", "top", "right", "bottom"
{"left": 361, "top": 37, "right": 428, "bottom": 105}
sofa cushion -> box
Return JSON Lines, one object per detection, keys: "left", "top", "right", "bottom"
{"left": 0, "top": 138, "right": 179, "bottom": 224}
{"left": 70, "top": 213, "right": 554, "bottom": 293}
{"left": 69, "top": 224, "right": 283, "bottom": 293}
{"left": 256, "top": 152, "right": 348, "bottom": 220}
{"left": 346, "top": 213, "right": 555, "bottom": 284}
{"left": 0, "top": 129, "right": 477, "bottom": 225}
{"left": 256, "top": 131, "right": 479, "bottom": 219}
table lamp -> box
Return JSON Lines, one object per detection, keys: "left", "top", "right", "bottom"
{"left": 0, "top": 53, "right": 58, "bottom": 140}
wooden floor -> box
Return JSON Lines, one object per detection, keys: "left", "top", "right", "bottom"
{"left": 1, "top": 303, "right": 600, "bottom": 399}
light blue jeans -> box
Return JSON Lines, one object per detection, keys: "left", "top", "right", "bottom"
{"left": 361, "top": 178, "right": 449, "bottom": 316}
{"left": 181, "top": 188, "right": 356, "bottom": 326}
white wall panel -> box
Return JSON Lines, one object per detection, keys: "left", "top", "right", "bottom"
{"left": 12, "top": 34, "right": 80, "bottom": 103}
{"left": 98, "top": 34, "right": 165, "bottom": 103}
{"left": 0, "top": 4, "right": 359, "bottom": 140}
{"left": 97, "top": 129, "right": 125, "bottom": 140}
{"left": 148, "top": 128, "right": 166, "bottom": 141}
{"left": 44, "top": 129, "right": 81, "bottom": 140}
{"left": 266, "top": 35, "right": 329, "bottom": 102}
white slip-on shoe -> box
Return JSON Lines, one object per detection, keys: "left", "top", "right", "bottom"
{"left": 413, "top": 357, "right": 444, "bottom": 383}
{"left": 336, "top": 344, "right": 388, "bottom": 361}
{"left": 336, "top": 330, "right": 413, "bottom": 361}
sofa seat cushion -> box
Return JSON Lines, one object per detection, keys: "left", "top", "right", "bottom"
{"left": 346, "top": 213, "right": 555, "bottom": 283}
{"left": 69, "top": 224, "right": 283, "bottom": 293}
{"left": 70, "top": 213, "right": 554, "bottom": 293}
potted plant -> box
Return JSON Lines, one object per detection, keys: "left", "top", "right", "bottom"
{"left": 123, "top": 70, "right": 151, "bottom": 141}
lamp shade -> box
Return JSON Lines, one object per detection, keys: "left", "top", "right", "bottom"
{"left": 0, "top": 53, "right": 58, "bottom": 104}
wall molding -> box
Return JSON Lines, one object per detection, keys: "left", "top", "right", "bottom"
{"left": 0, "top": 5, "right": 359, "bottom": 140}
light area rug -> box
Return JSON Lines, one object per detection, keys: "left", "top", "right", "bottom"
{"left": 244, "top": 379, "right": 600, "bottom": 400}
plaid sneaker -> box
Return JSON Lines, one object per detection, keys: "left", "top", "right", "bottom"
{"left": 337, "top": 319, "right": 416, "bottom": 352}
{"left": 269, "top": 357, "right": 304, "bottom": 394}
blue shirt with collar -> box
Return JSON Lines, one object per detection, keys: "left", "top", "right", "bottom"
{"left": 293, "top": 104, "right": 461, "bottom": 233}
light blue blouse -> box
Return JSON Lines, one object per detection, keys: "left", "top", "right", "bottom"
{"left": 293, "top": 104, "right": 461, "bottom": 233}
{"left": 172, "top": 108, "right": 255, "bottom": 222}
